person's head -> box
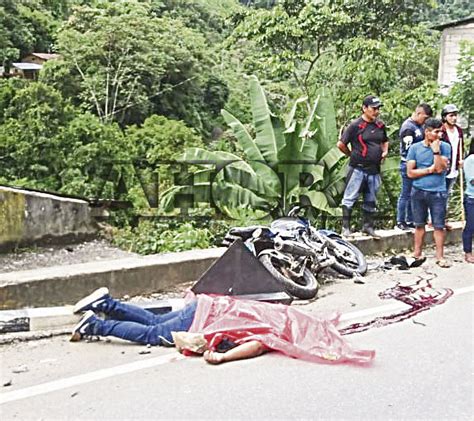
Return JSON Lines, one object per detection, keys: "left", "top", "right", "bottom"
{"left": 362, "top": 95, "right": 382, "bottom": 122}
{"left": 441, "top": 104, "right": 459, "bottom": 126}
{"left": 424, "top": 117, "right": 443, "bottom": 143}
{"left": 412, "top": 103, "right": 433, "bottom": 125}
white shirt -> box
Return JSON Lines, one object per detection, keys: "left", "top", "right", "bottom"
{"left": 446, "top": 127, "right": 459, "bottom": 179}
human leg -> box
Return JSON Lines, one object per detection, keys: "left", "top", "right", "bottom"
{"left": 411, "top": 188, "right": 429, "bottom": 258}
{"left": 462, "top": 197, "right": 474, "bottom": 262}
{"left": 342, "top": 167, "right": 365, "bottom": 209}
{"left": 341, "top": 167, "right": 364, "bottom": 236}
{"left": 428, "top": 191, "right": 450, "bottom": 265}
{"left": 396, "top": 162, "right": 413, "bottom": 227}
{"left": 71, "top": 301, "right": 197, "bottom": 345}
{"left": 361, "top": 173, "right": 381, "bottom": 237}
{"left": 74, "top": 287, "right": 196, "bottom": 326}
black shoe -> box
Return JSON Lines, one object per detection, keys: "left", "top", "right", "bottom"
{"left": 73, "top": 287, "right": 110, "bottom": 314}
{"left": 406, "top": 222, "right": 416, "bottom": 229}
{"left": 70, "top": 310, "right": 97, "bottom": 342}
{"left": 395, "top": 222, "right": 411, "bottom": 231}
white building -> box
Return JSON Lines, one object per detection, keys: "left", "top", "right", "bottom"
{"left": 435, "top": 16, "right": 474, "bottom": 92}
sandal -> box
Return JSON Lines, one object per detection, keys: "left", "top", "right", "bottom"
{"left": 410, "top": 255, "right": 426, "bottom": 268}
{"left": 435, "top": 259, "right": 452, "bottom": 268}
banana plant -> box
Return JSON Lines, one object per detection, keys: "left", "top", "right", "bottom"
{"left": 160, "top": 76, "right": 395, "bottom": 220}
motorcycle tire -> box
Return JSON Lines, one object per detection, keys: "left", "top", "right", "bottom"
{"left": 259, "top": 254, "right": 319, "bottom": 300}
{"left": 328, "top": 238, "right": 367, "bottom": 277}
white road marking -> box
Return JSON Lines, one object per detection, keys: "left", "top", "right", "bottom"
{"left": 0, "top": 353, "right": 185, "bottom": 405}
{"left": 1, "top": 285, "right": 472, "bottom": 405}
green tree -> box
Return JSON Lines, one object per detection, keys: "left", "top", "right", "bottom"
{"left": 0, "top": 0, "right": 62, "bottom": 63}
{"left": 229, "top": 0, "right": 436, "bottom": 104}
{"left": 0, "top": 81, "right": 125, "bottom": 196}
{"left": 41, "top": 0, "right": 214, "bottom": 129}
{"left": 449, "top": 41, "right": 474, "bottom": 126}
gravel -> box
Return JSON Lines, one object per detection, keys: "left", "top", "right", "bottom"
{"left": 0, "top": 239, "right": 139, "bottom": 274}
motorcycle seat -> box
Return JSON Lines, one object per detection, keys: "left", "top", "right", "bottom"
{"left": 228, "top": 225, "right": 265, "bottom": 236}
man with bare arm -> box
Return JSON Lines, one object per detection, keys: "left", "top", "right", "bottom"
{"left": 407, "top": 118, "right": 452, "bottom": 267}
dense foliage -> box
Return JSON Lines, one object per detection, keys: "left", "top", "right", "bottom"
{"left": 0, "top": 0, "right": 472, "bottom": 253}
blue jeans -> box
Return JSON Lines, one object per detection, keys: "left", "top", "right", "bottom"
{"left": 90, "top": 299, "right": 197, "bottom": 345}
{"left": 396, "top": 161, "right": 413, "bottom": 223}
{"left": 342, "top": 166, "right": 381, "bottom": 212}
{"left": 411, "top": 187, "right": 448, "bottom": 230}
{"left": 463, "top": 196, "right": 474, "bottom": 253}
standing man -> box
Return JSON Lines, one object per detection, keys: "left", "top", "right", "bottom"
{"left": 396, "top": 103, "right": 433, "bottom": 231}
{"left": 407, "top": 118, "right": 452, "bottom": 267}
{"left": 441, "top": 104, "right": 464, "bottom": 229}
{"left": 462, "top": 142, "right": 474, "bottom": 263}
{"left": 337, "top": 95, "right": 389, "bottom": 238}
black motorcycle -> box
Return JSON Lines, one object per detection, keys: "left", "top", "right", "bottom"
{"left": 222, "top": 207, "right": 367, "bottom": 299}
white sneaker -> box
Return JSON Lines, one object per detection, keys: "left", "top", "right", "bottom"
{"left": 73, "top": 287, "right": 109, "bottom": 314}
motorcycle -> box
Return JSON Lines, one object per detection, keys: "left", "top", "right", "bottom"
{"left": 222, "top": 206, "right": 367, "bottom": 300}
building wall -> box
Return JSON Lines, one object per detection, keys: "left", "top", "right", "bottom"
{"left": 438, "top": 22, "right": 474, "bottom": 90}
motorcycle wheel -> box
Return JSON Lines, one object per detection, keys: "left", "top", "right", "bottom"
{"left": 259, "top": 254, "right": 319, "bottom": 300}
{"left": 329, "top": 238, "right": 367, "bottom": 277}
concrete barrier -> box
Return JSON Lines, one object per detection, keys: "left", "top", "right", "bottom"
{"left": 0, "top": 248, "right": 225, "bottom": 310}
{"left": 0, "top": 222, "right": 464, "bottom": 311}
{"left": 0, "top": 186, "right": 98, "bottom": 252}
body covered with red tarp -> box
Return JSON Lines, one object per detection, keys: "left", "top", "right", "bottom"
{"left": 187, "top": 294, "right": 375, "bottom": 365}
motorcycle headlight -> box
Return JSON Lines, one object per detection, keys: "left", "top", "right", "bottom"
{"left": 252, "top": 228, "right": 263, "bottom": 238}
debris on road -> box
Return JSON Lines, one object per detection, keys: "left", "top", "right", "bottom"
{"left": 12, "top": 364, "right": 29, "bottom": 373}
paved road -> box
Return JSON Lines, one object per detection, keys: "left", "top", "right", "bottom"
{"left": 1, "top": 248, "right": 473, "bottom": 420}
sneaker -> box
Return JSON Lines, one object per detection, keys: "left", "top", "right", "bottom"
{"left": 395, "top": 222, "right": 411, "bottom": 231}
{"left": 73, "top": 287, "right": 110, "bottom": 314}
{"left": 70, "top": 310, "right": 97, "bottom": 342}
{"left": 406, "top": 222, "right": 416, "bottom": 229}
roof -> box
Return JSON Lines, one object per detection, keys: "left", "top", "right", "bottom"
{"left": 12, "top": 63, "right": 43, "bottom": 70}
{"left": 28, "top": 53, "right": 60, "bottom": 60}
{"left": 432, "top": 16, "right": 474, "bottom": 30}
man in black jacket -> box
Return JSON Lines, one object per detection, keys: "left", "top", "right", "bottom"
{"left": 337, "top": 95, "right": 389, "bottom": 238}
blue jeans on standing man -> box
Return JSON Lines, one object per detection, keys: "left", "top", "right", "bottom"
{"left": 396, "top": 161, "right": 413, "bottom": 224}
{"left": 341, "top": 166, "right": 381, "bottom": 212}
{"left": 463, "top": 196, "right": 474, "bottom": 253}
{"left": 89, "top": 298, "right": 197, "bottom": 345}
{"left": 410, "top": 187, "right": 448, "bottom": 230}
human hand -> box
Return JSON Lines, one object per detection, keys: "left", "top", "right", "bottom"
{"left": 430, "top": 140, "right": 440, "bottom": 154}
{"left": 203, "top": 350, "right": 226, "bottom": 364}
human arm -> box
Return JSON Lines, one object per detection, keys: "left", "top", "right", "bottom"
{"left": 381, "top": 141, "right": 389, "bottom": 161}
{"left": 203, "top": 340, "right": 268, "bottom": 365}
{"left": 406, "top": 160, "right": 435, "bottom": 179}
{"left": 337, "top": 140, "right": 351, "bottom": 157}
{"left": 337, "top": 122, "right": 356, "bottom": 157}
{"left": 431, "top": 140, "right": 449, "bottom": 173}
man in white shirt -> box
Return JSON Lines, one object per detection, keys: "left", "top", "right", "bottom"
{"left": 441, "top": 104, "right": 464, "bottom": 230}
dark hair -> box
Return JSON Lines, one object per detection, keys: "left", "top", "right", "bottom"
{"left": 417, "top": 103, "right": 433, "bottom": 117}
{"left": 424, "top": 117, "right": 442, "bottom": 130}
{"left": 469, "top": 141, "right": 474, "bottom": 156}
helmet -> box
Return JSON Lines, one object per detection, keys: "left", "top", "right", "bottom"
{"left": 441, "top": 104, "right": 459, "bottom": 116}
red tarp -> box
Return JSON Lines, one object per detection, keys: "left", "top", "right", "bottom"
{"left": 187, "top": 294, "right": 375, "bottom": 365}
